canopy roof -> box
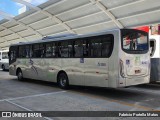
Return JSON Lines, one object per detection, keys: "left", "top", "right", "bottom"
{"left": 0, "top": 0, "right": 160, "bottom": 49}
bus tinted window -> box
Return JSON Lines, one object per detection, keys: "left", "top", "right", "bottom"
{"left": 121, "top": 29, "right": 148, "bottom": 54}
{"left": 33, "top": 44, "right": 45, "bottom": 58}
{"left": 19, "top": 46, "right": 26, "bottom": 58}
{"left": 18, "top": 45, "right": 31, "bottom": 58}
{"left": 33, "top": 44, "right": 39, "bottom": 58}
{"left": 101, "top": 36, "right": 113, "bottom": 57}
{"left": 10, "top": 51, "right": 16, "bottom": 61}
{"left": 46, "top": 43, "right": 52, "bottom": 57}
{"left": 25, "top": 46, "right": 30, "bottom": 58}
{"left": 68, "top": 41, "right": 73, "bottom": 57}
{"left": 74, "top": 40, "right": 83, "bottom": 57}
{"left": 9, "top": 46, "right": 18, "bottom": 65}
{"left": 59, "top": 41, "right": 68, "bottom": 58}
{"left": 15, "top": 34, "right": 114, "bottom": 59}
{"left": 52, "top": 43, "right": 57, "bottom": 57}
{"left": 29, "top": 45, "right": 33, "bottom": 58}
{"left": 45, "top": 42, "right": 57, "bottom": 58}
{"left": 90, "top": 38, "right": 101, "bottom": 57}
{"left": 87, "top": 34, "right": 114, "bottom": 58}
{"left": 39, "top": 44, "right": 45, "bottom": 58}
{"left": 83, "top": 40, "right": 89, "bottom": 57}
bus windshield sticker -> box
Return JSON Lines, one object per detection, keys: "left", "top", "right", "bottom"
{"left": 135, "top": 56, "right": 140, "bottom": 64}
{"left": 126, "top": 60, "right": 130, "bottom": 65}
{"left": 80, "top": 58, "right": 84, "bottom": 63}
{"left": 142, "top": 61, "right": 147, "bottom": 65}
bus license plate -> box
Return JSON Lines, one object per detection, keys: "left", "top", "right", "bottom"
{"left": 135, "top": 70, "right": 141, "bottom": 74}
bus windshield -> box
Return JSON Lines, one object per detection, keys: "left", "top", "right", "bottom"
{"left": 2, "top": 52, "right": 8, "bottom": 59}
{"left": 121, "top": 29, "right": 148, "bottom": 54}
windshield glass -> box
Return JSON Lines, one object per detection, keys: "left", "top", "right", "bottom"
{"left": 121, "top": 29, "right": 148, "bottom": 54}
{"left": 2, "top": 52, "right": 8, "bottom": 59}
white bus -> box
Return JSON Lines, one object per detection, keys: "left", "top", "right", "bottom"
{"left": 9, "top": 29, "right": 150, "bottom": 89}
{"left": 0, "top": 50, "right": 9, "bottom": 71}
{"left": 149, "top": 33, "right": 160, "bottom": 82}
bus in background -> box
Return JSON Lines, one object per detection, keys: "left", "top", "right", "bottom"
{"left": 8, "top": 29, "right": 150, "bottom": 89}
{"left": 0, "top": 50, "right": 9, "bottom": 71}
{"left": 149, "top": 25, "right": 160, "bottom": 82}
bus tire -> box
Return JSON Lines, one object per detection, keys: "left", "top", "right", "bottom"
{"left": 2, "top": 65, "right": 5, "bottom": 71}
{"left": 17, "top": 69, "right": 23, "bottom": 81}
{"left": 57, "top": 72, "right": 69, "bottom": 89}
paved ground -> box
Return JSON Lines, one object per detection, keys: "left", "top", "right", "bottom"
{"left": 0, "top": 70, "right": 160, "bottom": 120}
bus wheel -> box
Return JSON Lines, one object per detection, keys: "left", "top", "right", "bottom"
{"left": 17, "top": 69, "right": 23, "bottom": 81}
{"left": 58, "top": 72, "right": 69, "bottom": 89}
{"left": 2, "top": 65, "right": 5, "bottom": 71}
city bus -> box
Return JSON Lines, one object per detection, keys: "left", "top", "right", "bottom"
{"left": 0, "top": 50, "right": 9, "bottom": 71}
{"left": 8, "top": 29, "right": 150, "bottom": 89}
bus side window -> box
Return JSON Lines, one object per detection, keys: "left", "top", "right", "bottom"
{"left": 52, "top": 43, "right": 57, "bottom": 57}
{"left": 29, "top": 45, "right": 33, "bottom": 58}
{"left": 45, "top": 43, "right": 52, "bottom": 58}
{"left": 90, "top": 37, "right": 101, "bottom": 57}
{"left": 25, "top": 45, "right": 30, "bottom": 58}
{"left": 74, "top": 40, "right": 83, "bottom": 57}
{"left": 19, "top": 46, "right": 26, "bottom": 58}
{"left": 9, "top": 46, "right": 18, "bottom": 64}
{"left": 32, "top": 44, "right": 45, "bottom": 58}
{"left": 101, "top": 35, "right": 114, "bottom": 58}
{"left": 59, "top": 41, "right": 69, "bottom": 58}
{"left": 83, "top": 40, "right": 89, "bottom": 57}
{"left": 39, "top": 44, "right": 45, "bottom": 58}
{"left": 68, "top": 41, "right": 73, "bottom": 58}
{"left": 10, "top": 51, "right": 13, "bottom": 61}
{"left": 33, "top": 44, "right": 40, "bottom": 58}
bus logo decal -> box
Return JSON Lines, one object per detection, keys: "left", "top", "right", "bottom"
{"left": 142, "top": 61, "right": 147, "bottom": 65}
{"left": 80, "top": 58, "right": 84, "bottom": 63}
{"left": 126, "top": 60, "right": 130, "bottom": 65}
{"left": 29, "top": 59, "right": 38, "bottom": 75}
{"left": 98, "top": 62, "right": 106, "bottom": 66}
{"left": 135, "top": 56, "right": 140, "bottom": 64}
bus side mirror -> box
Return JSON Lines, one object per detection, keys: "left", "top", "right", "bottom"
{"left": 149, "top": 39, "right": 156, "bottom": 57}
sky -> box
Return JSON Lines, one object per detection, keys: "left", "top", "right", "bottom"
{"left": 0, "top": 0, "right": 48, "bottom": 20}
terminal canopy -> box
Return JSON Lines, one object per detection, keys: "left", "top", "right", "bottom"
{"left": 0, "top": 0, "right": 160, "bottom": 49}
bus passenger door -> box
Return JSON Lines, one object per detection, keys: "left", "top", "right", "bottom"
{"left": 28, "top": 44, "right": 46, "bottom": 80}
{"left": 9, "top": 46, "right": 18, "bottom": 75}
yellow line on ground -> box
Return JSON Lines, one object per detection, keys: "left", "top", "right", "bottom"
{"left": 109, "top": 99, "right": 154, "bottom": 111}
{"left": 69, "top": 90, "right": 157, "bottom": 111}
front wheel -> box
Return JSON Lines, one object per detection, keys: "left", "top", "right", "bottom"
{"left": 58, "top": 73, "right": 69, "bottom": 89}
{"left": 17, "top": 70, "right": 23, "bottom": 81}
